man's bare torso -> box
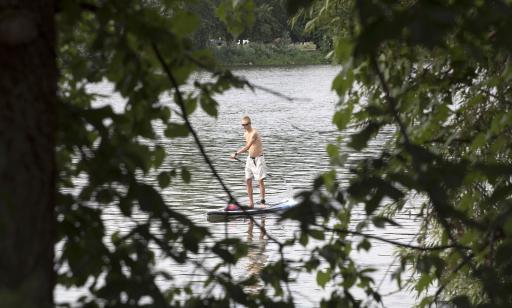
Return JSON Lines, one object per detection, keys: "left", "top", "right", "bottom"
{"left": 245, "top": 128, "right": 263, "bottom": 157}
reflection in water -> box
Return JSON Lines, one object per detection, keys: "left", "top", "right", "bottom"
{"left": 244, "top": 217, "right": 268, "bottom": 294}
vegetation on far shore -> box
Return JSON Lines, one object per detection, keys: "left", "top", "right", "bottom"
{"left": 212, "top": 42, "right": 331, "bottom": 66}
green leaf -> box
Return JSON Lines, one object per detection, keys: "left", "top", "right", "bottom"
{"left": 181, "top": 167, "right": 191, "bottom": 183}
{"left": 334, "top": 37, "right": 354, "bottom": 63}
{"left": 216, "top": 0, "right": 255, "bottom": 38}
{"left": 135, "top": 184, "right": 165, "bottom": 214}
{"left": 326, "top": 143, "right": 340, "bottom": 160}
{"left": 200, "top": 95, "right": 219, "bottom": 118}
{"left": 183, "top": 226, "right": 209, "bottom": 253}
{"left": 170, "top": 11, "right": 199, "bottom": 36}
{"left": 348, "top": 122, "right": 381, "bottom": 151}
{"left": 172, "top": 64, "right": 196, "bottom": 86}
{"left": 240, "top": 275, "right": 259, "bottom": 287}
{"left": 157, "top": 171, "right": 171, "bottom": 189}
{"left": 160, "top": 106, "right": 171, "bottom": 122}
{"left": 299, "top": 232, "right": 309, "bottom": 246}
{"left": 96, "top": 188, "right": 115, "bottom": 204}
{"left": 322, "top": 170, "right": 337, "bottom": 193}
{"left": 415, "top": 273, "right": 433, "bottom": 293}
{"left": 332, "top": 102, "right": 354, "bottom": 131}
{"left": 365, "top": 191, "right": 384, "bottom": 215}
{"left": 212, "top": 247, "right": 234, "bottom": 263}
{"left": 372, "top": 216, "right": 400, "bottom": 228}
{"left": 316, "top": 269, "right": 331, "bottom": 288}
{"left": 165, "top": 123, "right": 189, "bottom": 138}
{"left": 111, "top": 231, "right": 121, "bottom": 246}
{"left": 119, "top": 197, "right": 133, "bottom": 217}
{"left": 357, "top": 239, "right": 371, "bottom": 251}
{"left": 342, "top": 271, "right": 357, "bottom": 289}
{"left": 332, "top": 70, "right": 354, "bottom": 97}
{"left": 184, "top": 97, "right": 198, "bottom": 116}
{"left": 309, "top": 229, "right": 325, "bottom": 240}
{"left": 153, "top": 145, "right": 166, "bottom": 168}
{"left": 305, "top": 257, "right": 320, "bottom": 272}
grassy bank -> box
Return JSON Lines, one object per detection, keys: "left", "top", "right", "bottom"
{"left": 212, "top": 42, "right": 330, "bottom": 66}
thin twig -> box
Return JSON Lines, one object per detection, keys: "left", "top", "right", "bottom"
{"left": 252, "top": 83, "right": 312, "bottom": 102}
{"left": 290, "top": 122, "right": 364, "bottom": 135}
{"left": 185, "top": 54, "right": 311, "bottom": 102}
{"left": 370, "top": 55, "right": 410, "bottom": 145}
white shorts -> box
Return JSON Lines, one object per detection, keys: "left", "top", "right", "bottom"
{"left": 245, "top": 155, "right": 268, "bottom": 180}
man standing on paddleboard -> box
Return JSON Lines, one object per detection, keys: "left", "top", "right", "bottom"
{"left": 230, "top": 116, "right": 268, "bottom": 208}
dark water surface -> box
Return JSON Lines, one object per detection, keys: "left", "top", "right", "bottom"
{"left": 57, "top": 65, "right": 421, "bottom": 307}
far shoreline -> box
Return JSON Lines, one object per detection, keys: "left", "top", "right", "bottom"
{"left": 212, "top": 42, "right": 332, "bottom": 67}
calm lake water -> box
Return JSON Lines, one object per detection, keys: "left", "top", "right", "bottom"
{"left": 57, "top": 65, "right": 421, "bottom": 307}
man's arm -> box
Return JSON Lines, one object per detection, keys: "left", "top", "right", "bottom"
{"left": 231, "top": 133, "right": 257, "bottom": 158}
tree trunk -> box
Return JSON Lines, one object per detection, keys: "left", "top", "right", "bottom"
{"left": 0, "top": 1, "right": 56, "bottom": 307}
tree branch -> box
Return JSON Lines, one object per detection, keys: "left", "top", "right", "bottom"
{"left": 185, "top": 54, "right": 311, "bottom": 103}
{"left": 370, "top": 55, "right": 411, "bottom": 145}
{"left": 316, "top": 224, "right": 467, "bottom": 251}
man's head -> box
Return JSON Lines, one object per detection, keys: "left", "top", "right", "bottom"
{"left": 241, "top": 116, "right": 251, "bottom": 130}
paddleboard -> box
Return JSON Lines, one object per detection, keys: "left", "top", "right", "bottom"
{"left": 206, "top": 199, "right": 297, "bottom": 221}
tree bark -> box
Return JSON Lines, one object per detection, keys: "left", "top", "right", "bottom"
{"left": 0, "top": 1, "right": 56, "bottom": 307}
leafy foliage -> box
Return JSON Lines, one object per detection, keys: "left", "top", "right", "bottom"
{"left": 288, "top": 0, "right": 512, "bottom": 307}
{"left": 53, "top": 0, "right": 512, "bottom": 307}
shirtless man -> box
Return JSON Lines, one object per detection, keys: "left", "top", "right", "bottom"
{"left": 230, "top": 116, "right": 268, "bottom": 208}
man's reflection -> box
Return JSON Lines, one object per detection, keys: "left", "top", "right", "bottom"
{"left": 244, "top": 216, "right": 268, "bottom": 293}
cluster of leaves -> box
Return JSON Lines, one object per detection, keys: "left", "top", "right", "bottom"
{"left": 280, "top": 0, "right": 512, "bottom": 307}
{"left": 291, "top": 0, "right": 354, "bottom": 51}
{"left": 190, "top": 0, "right": 331, "bottom": 48}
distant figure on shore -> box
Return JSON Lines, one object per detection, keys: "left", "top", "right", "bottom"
{"left": 230, "top": 116, "right": 267, "bottom": 208}
{"left": 237, "top": 39, "right": 250, "bottom": 45}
